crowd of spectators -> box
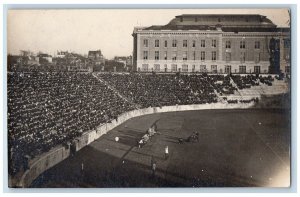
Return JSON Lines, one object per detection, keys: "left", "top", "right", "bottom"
{"left": 97, "top": 73, "right": 230, "bottom": 108}
{"left": 8, "top": 72, "right": 134, "bottom": 175}
{"left": 231, "top": 74, "right": 275, "bottom": 89}
{"left": 8, "top": 71, "right": 277, "bottom": 175}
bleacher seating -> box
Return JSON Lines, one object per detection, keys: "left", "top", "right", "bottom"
{"left": 7, "top": 72, "right": 288, "bottom": 176}
{"left": 7, "top": 72, "right": 134, "bottom": 175}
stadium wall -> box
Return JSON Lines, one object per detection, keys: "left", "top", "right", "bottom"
{"left": 17, "top": 101, "right": 282, "bottom": 187}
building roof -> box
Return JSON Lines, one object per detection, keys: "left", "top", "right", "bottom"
{"left": 138, "top": 14, "right": 287, "bottom": 33}
{"left": 88, "top": 50, "right": 102, "bottom": 57}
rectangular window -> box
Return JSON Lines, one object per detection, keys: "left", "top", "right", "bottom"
{"left": 284, "top": 39, "right": 290, "bottom": 48}
{"left": 201, "top": 40, "right": 205, "bottom": 47}
{"left": 192, "top": 40, "right": 196, "bottom": 47}
{"left": 142, "top": 64, "right": 148, "bottom": 71}
{"left": 212, "top": 39, "right": 217, "bottom": 47}
{"left": 172, "top": 52, "right": 177, "bottom": 61}
{"left": 226, "top": 52, "right": 231, "bottom": 62}
{"left": 255, "top": 41, "right": 260, "bottom": 49}
{"left": 164, "top": 51, "right": 167, "bottom": 60}
{"left": 172, "top": 40, "right": 177, "bottom": 47}
{"left": 155, "top": 51, "right": 159, "bottom": 60}
{"left": 164, "top": 40, "right": 168, "bottom": 47}
{"left": 171, "top": 64, "right": 177, "bottom": 72}
{"left": 254, "top": 66, "right": 261, "bottom": 74}
{"left": 225, "top": 65, "right": 231, "bottom": 74}
{"left": 240, "top": 52, "right": 246, "bottom": 63}
{"left": 239, "top": 65, "right": 246, "bottom": 73}
{"left": 183, "top": 40, "right": 188, "bottom": 47}
{"left": 200, "top": 65, "right": 206, "bottom": 72}
{"left": 225, "top": 40, "right": 231, "bottom": 48}
{"left": 155, "top": 40, "right": 159, "bottom": 47}
{"left": 255, "top": 52, "right": 260, "bottom": 63}
{"left": 201, "top": 51, "right": 205, "bottom": 61}
{"left": 182, "top": 64, "right": 188, "bottom": 72}
{"left": 211, "top": 65, "right": 218, "bottom": 73}
{"left": 183, "top": 51, "right": 187, "bottom": 61}
{"left": 154, "top": 64, "right": 160, "bottom": 71}
{"left": 240, "top": 40, "right": 246, "bottom": 49}
{"left": 212, "top": 51, "right": 217, "bottom": 61}
{"left": 143, "top": 51, "right": 148, "bottom": 60}
{"left": 143, "top": 39, "right": 148, "bottom": 47}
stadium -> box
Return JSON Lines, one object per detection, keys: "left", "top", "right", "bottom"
{"left": 8, "top": 72, "right": 290, "bottom": 187}
{"left": 7, "top": 11, "right": 291, "bottom": 188}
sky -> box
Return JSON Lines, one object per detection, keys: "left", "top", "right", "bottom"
{"left": 7, "top": 9, "right": 290, "bottom": 59}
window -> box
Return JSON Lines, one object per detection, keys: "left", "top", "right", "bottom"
{"left": 201, "top": 40, "right": 205, "bottom": 47}
{"left": 240, "top": 40, "right": 246, "bottom": 49}
{"left": 285, "top": 65, "right": 290, "bottom": 74}
{"left": 255, "top": 52, "right": 260, "bottom": 63}
{"left": 172, "top": 52, "right": 177, "bottom": 61}
{"left": 192, "top": 51, "right": 196, "bottom": 60}
{"left": 284, "top": 39, "right": 290, "bottom": 48}
{"left": 212, "top": 51, "right": 217, "bottom": 61}
{"left": 172, "top": 40, "right": 177, "bottom": 47}
{"left": 155, "top": 40, "right": 159, "bottom": 47}
{"left": 164, "top": 40, "right": 168, "bottom": 47}
{"left": 201, "top": 51, "right": 205, "bottom": 61}
{"left": 192, "top": 40, "right": 196, "bottom": 47}
{"left": 226, "top": 52, "right": 231, "bottom": 62}
{"left": 154, "top": 64, "right": 160, "bottom": 71}
{"left": 211, "top": 65, "right": 218, "bottom": 73}
{"left": 171, "top": 64, "right": 177, "bottom": 72}
{"left": 143, "top": 51, "right": 148, "bottom": 60}
{"left": 212, "top": 40, "right": 217, "bottom": 47}
{"left": 225, "top": 65, "right": 231, "bottom": 74}
{"left": 155, "top": 51, "right": 159, "bottom": 60}
{"left": 183, "top": 40, "right": 188, "bottom": 47}
{"left": 225, "top": 41, "right": 231, "bottom": 48}
{"left": 239, "top": 65, "right": 246, "bottom": 73}
{"left": 164, "top": 51, "right": 167, "bottom": 60}
{"left": 200, "top": 65, "right": 206, "bottom": 72}
{"left": 182, "top": 64, "right": 188, "bottom": 72}
{"left": 143, "top": 39, "right": 148, "bottom": 47}
{"left": 142, "top": 64, "right": 148, "bottom": 72}
{"left": 183, "top": 51, "right": 187, "bottom": 61}
{"left": 255, "top": 41, "right": 260, "bottom": 49}
{"left": 240, "top": 52, "right": 246, "bottom": 63}
{"left": 254, "top": 66, "right": 261, "bottom": 74}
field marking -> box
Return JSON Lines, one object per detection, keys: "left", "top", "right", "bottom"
{"left": 240, "top": 114, "right": 288, "bottom": 167}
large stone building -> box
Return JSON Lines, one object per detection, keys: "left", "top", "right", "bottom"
{"left": 132, "top": 14, "right": 290, "bottom": 74}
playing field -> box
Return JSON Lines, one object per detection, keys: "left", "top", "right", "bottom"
{"left": 31, "top": 108, "right": 291, "bottom": 187}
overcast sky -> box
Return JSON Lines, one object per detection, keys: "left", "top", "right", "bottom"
{"left": 7, "top": 9, "right": 290, "bottom": 59}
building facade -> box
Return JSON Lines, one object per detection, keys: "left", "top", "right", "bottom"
{"left": 132, "top": 14, "right": 290, "bottom": 74}
{"left": 88, "top": 50, "right": 105, "bottom": 65}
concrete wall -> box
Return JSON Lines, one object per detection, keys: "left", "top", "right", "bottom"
{"left": 17, "top": 102, "right": 259, "bottom": 187}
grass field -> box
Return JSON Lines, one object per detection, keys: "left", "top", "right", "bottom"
{"left": 31, "top": 108, "right": 291, "bottom": 187}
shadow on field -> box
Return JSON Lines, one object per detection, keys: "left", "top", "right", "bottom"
{"left": 31, "top": 145, "right": 186, "bottom": 187}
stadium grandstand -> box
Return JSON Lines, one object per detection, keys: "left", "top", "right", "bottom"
{"left": 8, "top": 71, "right": 289, "bottom": 181}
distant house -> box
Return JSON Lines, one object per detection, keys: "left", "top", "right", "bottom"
{"left": 114, "top": 56, "right": 133, "bottom": 71}
{"left": 88, "top": 50, "right": 105, "bottom": 65}
{"left": 38, "top": 53, "right": 53, "bottom": 63}
{"left": 57, "top": 51, "right": 68, "bottom": 58}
